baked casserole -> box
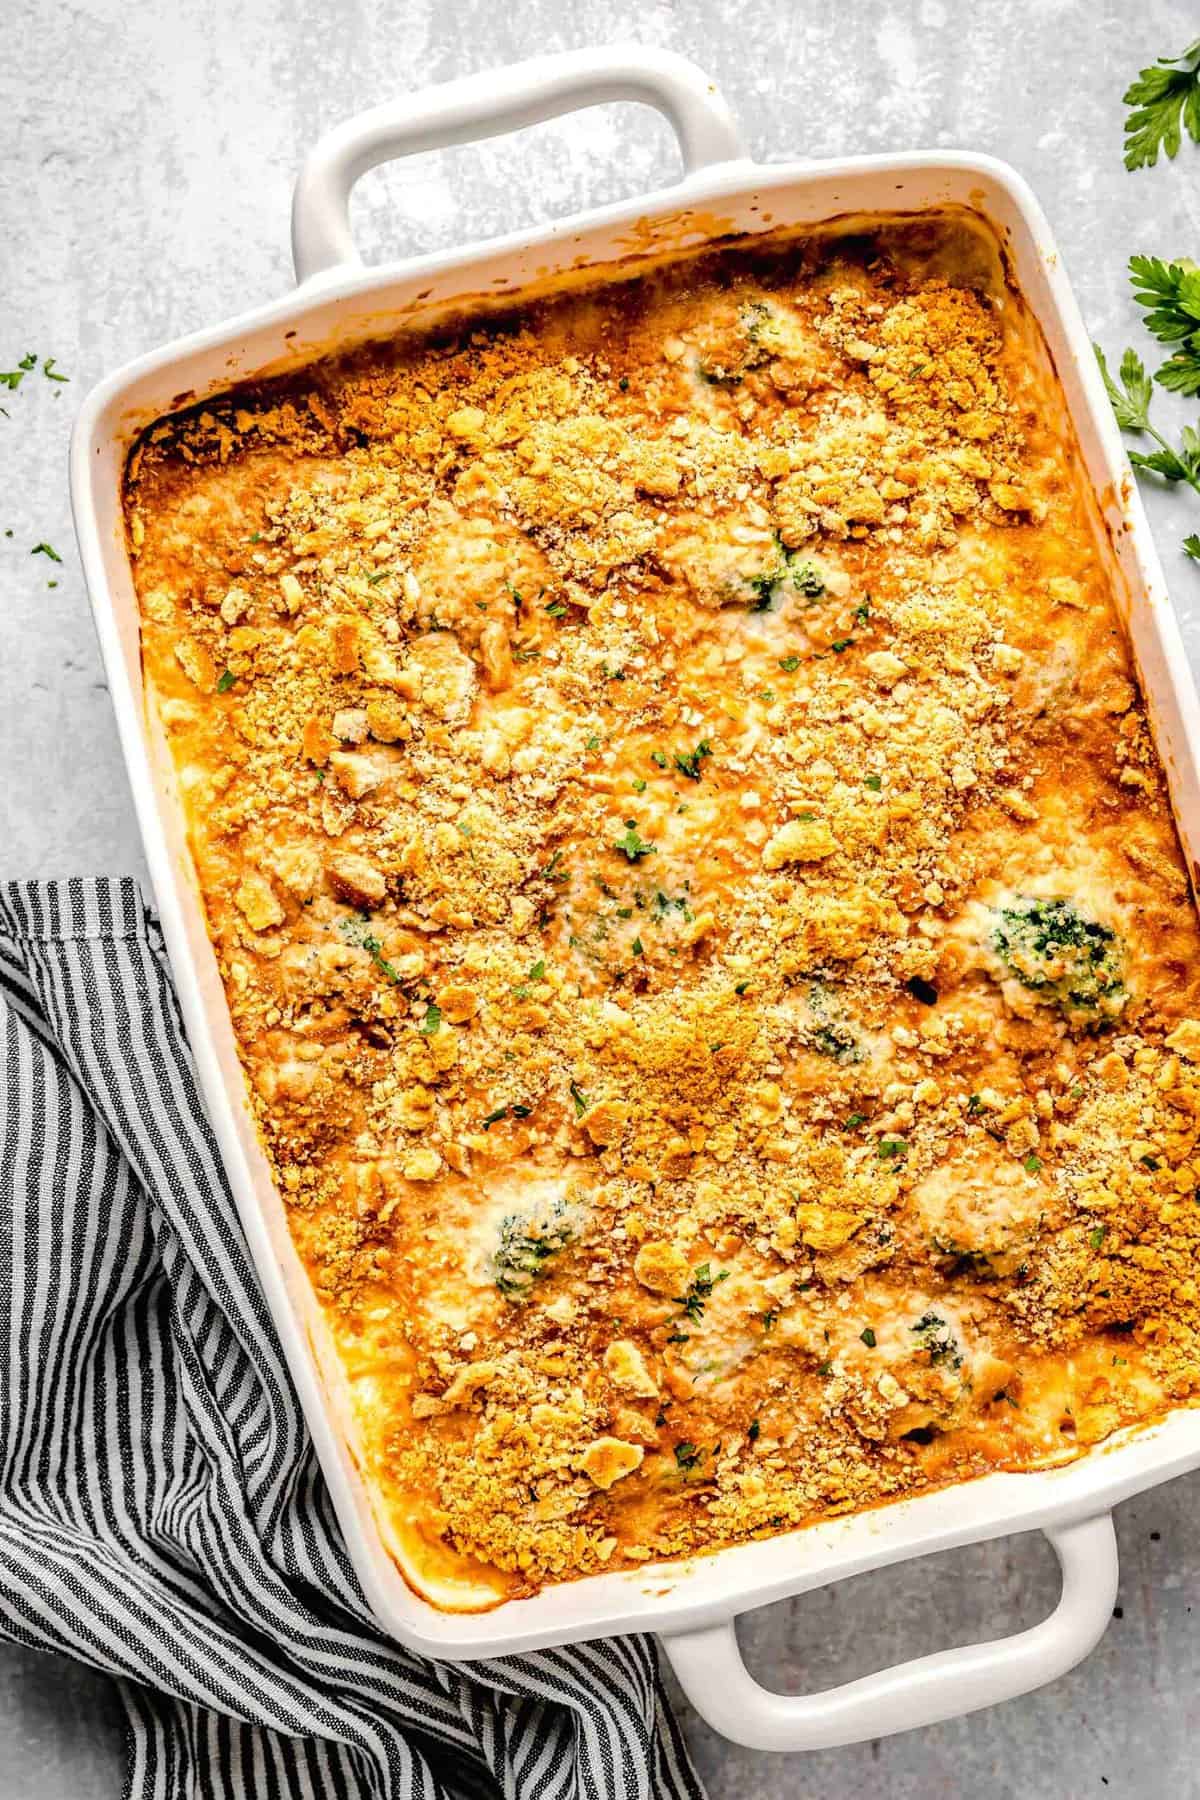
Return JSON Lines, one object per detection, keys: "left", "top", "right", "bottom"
{"left": 124, "top": 214, "right": 1200, "bottom": 1608}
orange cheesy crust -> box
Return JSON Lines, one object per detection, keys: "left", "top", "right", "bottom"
{"left": 125, "top": 214, "right": 1200, "bottom": 1604}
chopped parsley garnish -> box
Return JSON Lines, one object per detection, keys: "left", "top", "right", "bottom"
{"left": 747, "top": 1418, "right": 761, "bottom": 1443}
{"left": 673, "top": 739, "right": 712, "bottom": 780}
{"left": 844, "top": 1111, "right": 867, "bottom": 1129}
{"left": 877, "top": 1136, "right": 907, "bottom": 1159}
{"left": 1090, "top": 1224, "right": 1108, "bottom": 1251}
{"left": 967, "top": 1093, "right": 983, "bottom": 1114}
{"left": 650, "top": 749, "right": 669, "bottom": 769}
{"left": 831, "top": 636, "right": 853, "bottom": 653}
{"left": 544, "top": 598, "right": 568, "bottom": 619}
{"left": 1141, "top": 1154, "right": 1161, "bottom": 1170}
{"left": 632, "top": 777, "right": 647, "bottom": 794}
{"left": 569, "top": 1081, "right": 589, "bottom": 1118}
{"left": 778, "top": 655, "right": 801, "bottom": 672}
{"left": 366, "top": 569, "right": 390, "bottom": 585}
{"left": 631, "top": 936, "right": 644, "bottom": 956}
{"left": 864, "top": 773, "right": 883, "bottom": 791}
{"left": 674, "top": 1441, "right": 705, "bottom": 1473}
{"left": 482, "top": 1106, "right": 510, "bottom": 1129}
{"left": 760, "top": 1308, "right": 779, "bottom": 1332}
{"left": 513, "top": 960, "right": 546, "bottom": 999}
{"left": 614, "top": 821, "right": 655, "bottom": 861}
{"left": 585, "top": 734, "right": 601, "bottom": 752}
{"left": 31, "top": 541, "right": 62, "bottom": 562}
{"left": 860, "top": 1327, "right": 877, "bottom": 1348}
{"left": 734, "top": 980, "right": 751, "bottom": 995}
{"left": 0, "top": 354, "right": 35, "bottom": 391}
{"left": 42, "top": 358, "right": 69, "bottom": 382}
{"left": 674, "top": 1262, "right": 728, "bottom": 1324}
{"left": 216, "top": 669, "right": 236, "bottom": 693}
{"left": 540, "top": 849, "right": 568, "bottom": 883}
{"left": 1023, "top": 1153, "right": 1042, "bottom": 1174}
{"left": 418, "top": 1003, "right": 442, "bottom": 1035}
{"left": 363, "top": 936, "right": 402, "bottom": 981}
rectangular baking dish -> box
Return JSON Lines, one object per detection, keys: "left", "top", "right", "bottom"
{"left": 70, "top": 47, "right": 1200, "bottom": 1752}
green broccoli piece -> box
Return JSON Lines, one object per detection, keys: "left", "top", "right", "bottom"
{"left": 989, "top": 896, "right": 1125, "bottom": 1023}
{"left": 746, "top": 539, "right": 826, "bottom": 613}
{"left": 910, "top": 1311, "right": 963, "bottom": 1369}
{"left": 492, "top": 1194, "right": 580, "bottom": 1302}
{"left": 803, "top": 980, "right": 862, "bottom": 1064}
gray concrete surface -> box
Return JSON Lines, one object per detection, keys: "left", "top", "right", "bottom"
{"left": 4, "top": 0, "right": 1200, "bottom": 1793}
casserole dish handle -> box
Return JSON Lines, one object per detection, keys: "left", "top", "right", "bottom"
{"left": 292, "top": 46, "right": 747, "bottom": 282}
{"left": 660, "top": 1511, "right": 1118, "bottom": 1751}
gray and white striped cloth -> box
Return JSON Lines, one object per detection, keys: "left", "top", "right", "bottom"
{"left": 0, "top": 879, "right": 705, "bottom": 1800}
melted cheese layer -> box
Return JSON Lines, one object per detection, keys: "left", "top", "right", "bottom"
{"left": 126, "top": 212, "right": 1200, "bottom": 1606}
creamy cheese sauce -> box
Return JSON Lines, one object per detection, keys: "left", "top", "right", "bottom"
{"left": 126, "top": 212, "right": 1200, "bottom": 1606}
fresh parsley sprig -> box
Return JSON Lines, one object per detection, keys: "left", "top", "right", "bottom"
{"left": 1123, "top": 38, "right": 1200, "bottom": 171}
{"left": 1128, "top": 255, "right": 1200, "bottom": 394}
{"left": 1095, "top": 343, "right": 1200, "bottom": 559}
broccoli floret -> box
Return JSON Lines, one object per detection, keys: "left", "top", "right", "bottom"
{"left": 989, "top": 896, "right": 1125, "bottom": 1023}
{"left": 803, "top": 981, "right": 862, "bottom": 1064}
{"left": 695, "top": 301, "right": 782, "bottom": 387}
{"left": 492, "top": 1194, "right": 580, "bottom": 1302}
{"left": 746, "top": 539, "right": 827, "bottom": 613}
{"left": 910, "top": 1311, "right": 962, "bottom": 1369}
{"left": 789, "top": 559, "right": 826, "bottom": 597}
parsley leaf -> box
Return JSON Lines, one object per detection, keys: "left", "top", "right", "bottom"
{"left": 1096, "top": 336, "right": 1200, "bottom": 555}
{"left": 361, "top": 934, "right": 402, "bottom": 983}
{"left": 613, "top": 821, "right": 655, "bottom": 862}
{"left": 215, "top": 669, "right": 236, "bottom": 693}
{"left": 1129, "top": 254, "right": 1200, "bottom": 395}
{"left": 1095, "top": 343, "right": 1153, "bottom": 430}
{"left": 30, "top": 541, "right": 62, "bottom": 563}
{"left": 569, "top": 1081, "right": 589, "bottom": 1118}
{"left": 1122, "top": 39, "right": 1200, "bottom": 171}
{"left": 419, "top": 1003, "right": 442, "bottom": 1035}
{"left": 673, "top": 1263, "right": 728, "bottom": 1324}
{"left": 673, "top": 739, "right": 712, "bottom": 781}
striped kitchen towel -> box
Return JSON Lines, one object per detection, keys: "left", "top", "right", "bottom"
{"left": 0, "top": 879, "right": 705, "bottom": 1800}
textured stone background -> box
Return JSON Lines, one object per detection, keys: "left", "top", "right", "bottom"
{"left": 4, "top": 1, "right": 1200, "bottom": 1794}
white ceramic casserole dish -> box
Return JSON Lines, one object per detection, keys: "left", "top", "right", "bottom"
{"left": 71, "top": 46, "right": 1200, "bottom": 1753}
